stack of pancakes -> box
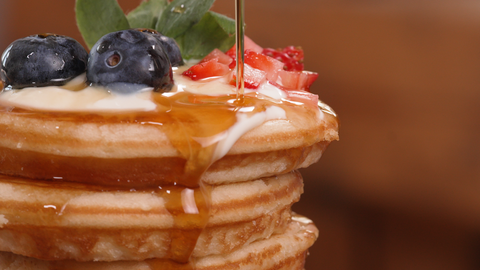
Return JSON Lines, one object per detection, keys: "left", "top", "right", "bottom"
{"left": 0, "top": 92, "right": 339, "bottom": 269}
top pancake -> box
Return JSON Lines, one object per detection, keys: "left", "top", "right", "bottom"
{"left": 0, "top": 93, "right": 338, "bottom": 187}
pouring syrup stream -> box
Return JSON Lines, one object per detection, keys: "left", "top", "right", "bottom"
{"left": 235, "top": 0, "right": 245, "bottom": 104}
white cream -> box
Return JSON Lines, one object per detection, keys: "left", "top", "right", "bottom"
{"left": 252, "top": 81, "right": 287, "bottom": 100}
{"left": 174, "top": 64, "right": 236, "bottom": 96}
{"left": 193, "top": 105, "right": 287, "bottom": 161}
{"left": 0, "top": 87, "right": 157, "bottom": 112}
{"left": 0, "top": 62, "right": 290, "bottom": 112}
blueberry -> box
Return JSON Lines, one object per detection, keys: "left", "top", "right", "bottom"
{"left": 87, "top": 29, "right": 173, "bottom": 93}
{"left": 0, "top": 34, "right": 88, "bottom": 89}
{"left": 136, "top": 28, "right": 184, "bottom": 67}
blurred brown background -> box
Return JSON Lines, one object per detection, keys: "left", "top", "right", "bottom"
{"left": 2, "top": 0, "right": 480, "bottom": 269}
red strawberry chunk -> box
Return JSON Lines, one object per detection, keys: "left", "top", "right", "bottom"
{"left": 283, "top": 46, "right": 304, "bottom": 61}
{"left": 297, "top": 71, "right": 318, "bottom": 91}
{"left": 225, "top": 47, "right": 236, "bottom": 59}
{"left": 182, "top": 58, "right": 230, "bottom": 81}
{"left": 285, "top": 90, "right": 319, "bottom": 108}
{"left": 277, "top": 70, "right": 298, "bottom": 89}
{"left": 201, "top": 49, "right": 232, "bottom": 66}
{"left": 283, "top": 60, "right": 304, "bottom": 72}
{"left": 229, "top": 59, "right": 237, "bottom": 69}
{"left": 226, "top": 36, "right": 263, "bottom": 58}
{"left": 244, "top": 36, "right": 264, "bottom": 53}
{"left": 277, "top": 70, "right": 318, "bottom": 91}
{"left": 262, "top": 48, "right": 289, "bottom": 63}
{"left": 230, "top": 64, "right": 266, "bottom": 89}
{"left": 262, "top": 46, "right": 304, "bottom": 71}
{"left": 244, "top": 50, "right": 284, "bottom": 81}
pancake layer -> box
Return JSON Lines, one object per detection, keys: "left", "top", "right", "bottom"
{"left": 0, "top": 100, "right": 338, "bottom": 187}
{"left": 0, "top": 172, "right": 302, "bottom": 261}
{"left": 0, "top": 217, "right": 317, "bottom": 270}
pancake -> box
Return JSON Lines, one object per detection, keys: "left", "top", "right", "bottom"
{"left": 0, "top": 97, "right": 338, "bottom": 187}
{"left": 0, "top": 172, "right": 302, "bottom": 262}
{"left": 0, "top": 216, "right": 317, "bottom": 270}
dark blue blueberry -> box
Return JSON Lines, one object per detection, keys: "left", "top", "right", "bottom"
{"left": 0, "top": 34, "right": 88, "bottom": 89}
{"left": 136, "top": 28, "right": 184, "bottom": 67}
{"left": 87, "top": 30, "right": 174, "bottom": 94}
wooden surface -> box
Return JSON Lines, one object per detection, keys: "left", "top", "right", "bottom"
{"left": 1, "top": 0, "right": 480, "bottom": 269}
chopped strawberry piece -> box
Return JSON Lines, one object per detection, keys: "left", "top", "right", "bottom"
{"left": 283, "top": 59, "right": 304, "bottom": 72}
{"left": 228, "top": 59, "right": 237, "bottom": 69}
{"left": 268, "top": 80, "right": 288, "bottom": 91}
{"left": 226, "top": 37, "right": 266, "bottom": 70}
{"left": 277, "top": 70, "right": 318, "bottom": 91}
{"left": 182, "top": 58, "right": 230, "bottom": 81}
{"left": 230, "top": 64, "right": 266, "bottom": 89}
{"left": 201, "top": 49, "right": 232, "bottom": 66}
{"left": 262, "top": 48, "right": 289, "bottom": 63}
{"left": 283, "top": 46, "right": 304, "bottom": 61}
{"left": 244, "top": 50, "right": 284, "bottom": 81}
{"left": 244, "top": 36, "right": 264, "bottom": 53}
{"left": 262, "top": 46, "right": 304, "bottom": 71}
{"left": 277, "top": 70, "right": 298, "bottom": 89}
{"left": 225, "top": 47, "right": 236, "bottom": 59}
{"left": 226, "top": 36, "right": 263, "bottom": 58}
{"left": 285, "top": 90, "right": 319, "bottom": 108}
{"left": 297, "top": 71, "right": 318, "bottom": 91}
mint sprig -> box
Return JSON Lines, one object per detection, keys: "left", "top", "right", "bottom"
{"left": 155, "top": 0, "right": 215, "bottom": 38}
{"left": 127, "top": 0, "right": 168, "bottom": 29}
{"left": 75, "top": 0, "right": 130, "bottom": 49}
{"left": 76, "top": 0, "right": 235, "bottom": 60}
{"left": 176, "top": 11, "right": 235, "bottom": 60}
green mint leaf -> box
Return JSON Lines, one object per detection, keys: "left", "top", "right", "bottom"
{"left": 177, "top": 11, "right": 235, "bottom": 60}
{"left": 127, "top": 0, "right": 168, "bottom": 29}
{"left": 76, "top": 0, "right": 130, "bottom": 49}
{"left": 155, "top": 0, "right": 215, "bottom": 38}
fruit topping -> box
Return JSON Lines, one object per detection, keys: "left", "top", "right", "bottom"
{"left": 229, "top": 64, "right": 267, "bottom": 89}
{"left": 285, "top": 89, "right": 319, "bottom": 108}
{"left": 87, "top": 29, "right": 173, "bottom": 94}
{"left": 182, "top": 48, "right": 232, "bottom": 81}
{"left": 182, "top": 37, "right": 317, "bottom": 91}
{"left": 183, "top": 57, "right": 230, "bottom": 81}
{"left": 0, "top": 34, "right": 88, "bottom": 90}
{"left": 136, "top": 28, "right": 184, "bottom": 67}
{"left": 225, "top": 36, "right": 263, "bottom": 69}
{"left": 244, "top": 50, "right": 284, "bottom": 81}
{"left": 201, "top": 49, "right": 233, "bottom": 66}
{"left": 225, "top": 36, "right": 263, "bottom": 58}
{"left": 262, "top": 46, "right": 304, "bottom": 71}
{"left": 276, "top": 70, "right": 319, "bottom": 91}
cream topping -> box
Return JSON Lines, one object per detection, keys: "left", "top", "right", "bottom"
{"left": 0, "top": 86, "right": 157, "bottom": 112}
{"left": 0, "top": 63, "right": 289, "bottom": 112}
{"left": 193, "top": 106, "right": 287, "bottom": 161}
